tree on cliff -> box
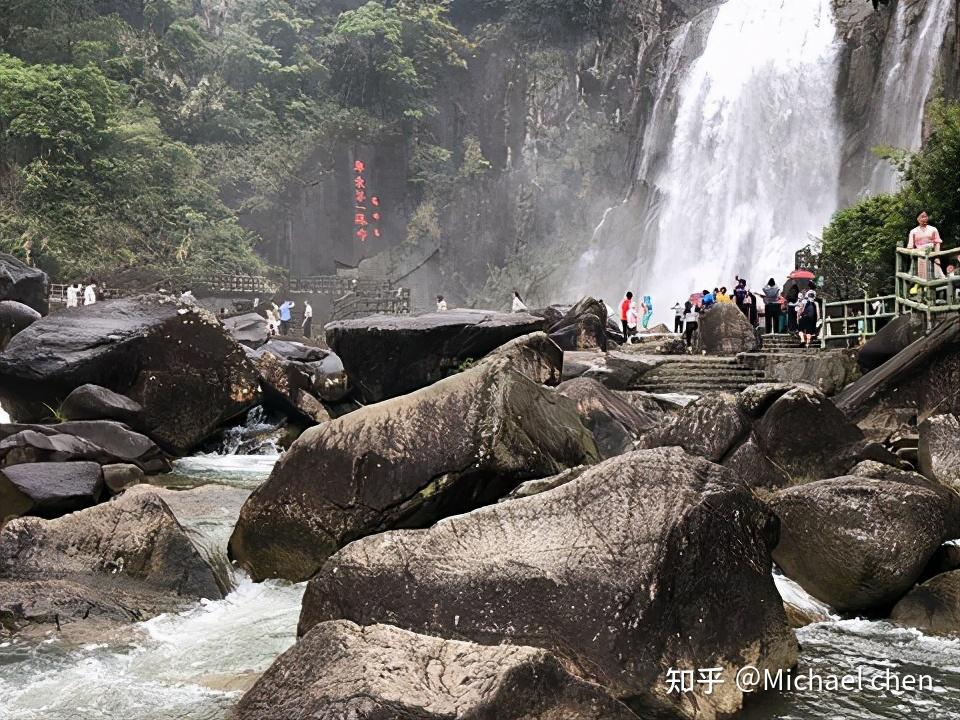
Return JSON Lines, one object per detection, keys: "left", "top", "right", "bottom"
{"left": 821, "top": 101, "right": 960, "bottom": 299}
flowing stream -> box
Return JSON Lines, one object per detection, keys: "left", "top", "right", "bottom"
{"left": 0, "top": 454, "right": 304, "bottom": 720}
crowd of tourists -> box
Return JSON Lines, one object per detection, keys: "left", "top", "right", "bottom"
{"left": 661, "top": 275, "right": 824, "bottom": 349}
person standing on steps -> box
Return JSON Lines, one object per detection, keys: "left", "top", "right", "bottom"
{"left": 671, "top": 302, "right": 683, "bottom": 333}
{"left": 302, "top": 300, "right": 313, "bottom": 339}
{"left": 762, "top": 278, "right": 781, "bottom": 334}
{"left": 798, "top": 290, "right": 821, "bottom": 348}
{"left": 641, "top": 295, "right": 654, "bottom": 329}
{"left": 682, "top": 301, "right": 699, "bottom": 348}
{"left": 619, "top": 291, "right": 633, "bottom": 339}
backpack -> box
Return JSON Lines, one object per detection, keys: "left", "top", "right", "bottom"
{"left": 803, "top": 300, "right": 817, "bottom": 319}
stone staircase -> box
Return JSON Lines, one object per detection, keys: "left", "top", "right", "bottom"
{"left": 633, "top": 357, "right": 768, "bottom": 394}
{"left": 761, "top": 333, "right": 820, "bottom": 353}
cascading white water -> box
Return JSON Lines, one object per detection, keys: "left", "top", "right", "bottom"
{"left": 638, "top": 0, "right": 843, "bottom": 314}
{"left": 866, "top": 0, "right": 954, "bottom": 193}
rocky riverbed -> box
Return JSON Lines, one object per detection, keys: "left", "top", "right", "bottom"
{"left": 5, "top": 292, "right": 960, "bottom": 719}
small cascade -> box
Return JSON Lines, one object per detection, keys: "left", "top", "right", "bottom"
{"left": 218, "top": 405, "right": 284, "bottom": 456}
{"left": 864, "top": 0, "right": 955, "bottom": 193}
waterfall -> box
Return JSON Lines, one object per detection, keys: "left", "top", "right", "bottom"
{"left": 636, "top": 0, "right": 843, "bottom": 313}
{"left": 865, "top": 0, "right": 954, "bottom": 193}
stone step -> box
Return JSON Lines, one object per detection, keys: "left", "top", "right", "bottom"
{"left": 645, "top": 369, "right": 768, "bottom": 380}
{"left": 634, "top": 383, "right": 755, "bottom": 393}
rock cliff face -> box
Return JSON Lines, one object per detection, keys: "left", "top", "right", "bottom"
{"left": 252, "top": 0, "right": 959, "bottom": 308}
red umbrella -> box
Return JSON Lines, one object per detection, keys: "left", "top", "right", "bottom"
{"left": 788, "top": 269, "right": 815, "bottom": 280}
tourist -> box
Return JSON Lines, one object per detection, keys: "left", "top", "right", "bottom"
{"left": 777, "top": 291, "right": 788, "bottom": 332}
{"left": 436, "top": 295, "right": 448, "bottom": 312}
{"left": 302, "top": 300, "right": 313, "bottom": 338}
{"left": 762, "top": 278, "right": 781, "bottom": 334}
{"left": 619, "top": 291, "right": 633, "bottom": 338}
{"left": 798, "top": 290, "right": 821, "bottom": 348}
{"left": 717, "top": 287, "right": 732, "bottom": 304}
{"left": 179, "top": 287, "right": 196, "bottom": 303}
{"left": 511, "top": 291, "right": 528, "bottom": 313}
{"left": 743, "top": 286, "right": 757, "bottom": 326}
{"left": 785, "top": 283, "right": 800, "bottom": 333}
{"left": 733, "top": 277, "right": 748, "bottom": 315}
{"left": 701, "top": 288, "right": 716, "bottom": 308}
{"left": 265, "top": 303, "right": 279, "bottom": 337}
{"left": 641, "top": 295, "right": 654, "bottom": 329}
{"left": 907, "top": 211, "right": 943, "bottom": 298}
{"left": 626, "top": 296, "right": 639, "bottom": 341}
{"left": 682, "top": 301, "right": 699, "bottom": 348}
{"left": 671, "top": 302, "right": 683, "bottom": 333}
{"left": 65, "top": 283, "right": 79, "bottom": 308}
{"left": 278, "top": 300, "right": 295, "bottom": 335}
{"left": 83, "top": 281, "right": 97, "bottom": 306}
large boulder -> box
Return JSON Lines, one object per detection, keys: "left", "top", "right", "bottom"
{"left": 299, "top": 448, "right": 797, "bottom": 719}
{"left": 755, "top": 386, "right": 867, "bottom": 482}
{"left": 0, "top": 488, "right": 221, "bottom": 633}
{"left": 0, "top": 461, "right": 103, "bottom": 522}
{"left": 561, "top": 350, "right": 663, "bottom": 390}
{"left": 547, "top": 297, "right": 609, "bottom": 352}
{"left": 222, "top": 312, "right": 270, "bottom": 348}
{"left": 557, "top": 377, "right": 667, "bottom": 458}
{"left": 0, "top": 254, "right": 48, "bottom": 315}
{"left": 693, "top": 303, "right": 758, "bottom": 355}
{"left": 890, "top": 570, "right": 960, "bottom": 636}
{"left": 0, "top": 300, "right": 40, "bottom": 351}
{"left": 641, "top": 394, "right": 750, "bottom": 463}
{"left": 325, "top": 309, "right": 546, "bottom": 403}
{"left": 770, "top": 477, "right": 960, "bottom": 613}
{"left": 477, "top": 332, "right": 563, "bottom": 386}
{"left": 0, "top": 295, "right": 260, "bottom": 454}
{"left": 236, "top": 620, "right": 639, "bottom": 720}
{"left": 229, "top": 363, "right": 598, "bottom": 582}
{"left": 919, "top": 414, "right": 960, "bottom": 493}
{"left": 60, "top": 384, "right": 144, "bottom": 427}
{"left": 757, "top": 350, "right": 859, "bottom": 396}
{"left": 723, "top": 441, "right": 791, "bottom": 493}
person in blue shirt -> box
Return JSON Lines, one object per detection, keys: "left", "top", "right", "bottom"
{"left": 278, "top": 300, "right": 295, "bottom": 335}
{"left": 641, "top": 295, "right": 654, "bottom": 329}
{"left": 701, "top": 289, "right": 716, "bottom": 308}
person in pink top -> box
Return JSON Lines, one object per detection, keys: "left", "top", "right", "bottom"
{"left": 907, "top": 211, "right": 942, "bottom": 282}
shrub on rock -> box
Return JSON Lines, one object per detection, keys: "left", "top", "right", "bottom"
{"left": 229, "top": 363, "right": 598, "bottom": 582}
{"left": 236, "top": 620, "right": 639, "bottom": 720}
{"left": 299, "top": 448, "right": 797, "bottom": 719}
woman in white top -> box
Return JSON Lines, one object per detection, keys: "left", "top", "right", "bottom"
{"left": 511, "top": 291, "right": 527, "bottom": 313}
{"left": 908, "top": 211, "right": 942, "bottom": 281}
{"left": 65, "top": 284, "right": 78, "bottom": 308}
{"left": 83, "top": 283, "right": 97, "bottom": 305}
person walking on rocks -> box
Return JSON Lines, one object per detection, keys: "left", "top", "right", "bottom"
{"left": 302, "top": 300, "right": 313, "bottom": 339}
{"left": 83, "top": 281, "right": 97, "bottom": 306}
{"left": 798, "top": 290, "right": 821, "bottom": 348}
{"left": 265, "top": 303, "right": 279, "bottom": 337}
{"left": 762, "top": 278, "right": 781, "bottom": 334}
{"left": 512, "top": 291, "right": 528, "bottom": 313}
{"left": 278, "top": 300, "right": 295, "bottom": 335}
{"left": 436, "top": 295, "right": 448, "bottom": 312}
{"left": 619, "top": 292, "right": 633, "bottom": 338}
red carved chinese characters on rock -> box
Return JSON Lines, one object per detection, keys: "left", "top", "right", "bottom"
{"left": 353, "top": 158, "right": 383, "bottom": 243}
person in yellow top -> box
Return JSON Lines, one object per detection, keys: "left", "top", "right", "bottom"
{"left": 716, "top": 286, "right": 733, "bottom": 304}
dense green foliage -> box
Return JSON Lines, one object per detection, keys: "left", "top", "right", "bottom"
{"left": 0, "top": 0, "right": 470, "bottom": 282}
{"left": 820, "top": 101, "right": 960, "bottom": 299}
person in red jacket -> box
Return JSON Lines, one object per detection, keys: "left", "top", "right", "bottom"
{"left": 619, "top": 292, "right": 633, "bottom": 339}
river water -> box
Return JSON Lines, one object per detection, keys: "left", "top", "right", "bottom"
{"left": 3, "top": 453, "right": 960, "bottom": 718}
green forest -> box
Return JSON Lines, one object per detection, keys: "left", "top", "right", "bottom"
{"left": 0, "top": 0, "right": 473, "bottom": 282}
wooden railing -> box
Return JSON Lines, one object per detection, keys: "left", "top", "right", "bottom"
{"left": 190, "top": 274, "right": 279, "bottom": 294}
{"left": 822, "top": 295, "right": 897, "bottom": 344}
{"left": 330, "top": 289, "right": 411, "bottom": 321}
{"left": 895, "top": 245, "right": 960, "bottom": 321}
